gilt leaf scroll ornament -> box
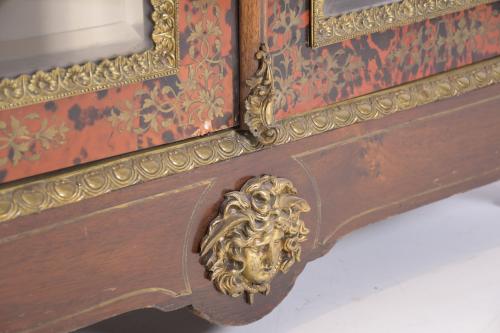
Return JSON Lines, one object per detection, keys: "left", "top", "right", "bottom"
{"left": 243, "top": 44, "right": 278, "bottom": 145}
{"left": 200, "top": 175, "right": 310, "bottom": 304}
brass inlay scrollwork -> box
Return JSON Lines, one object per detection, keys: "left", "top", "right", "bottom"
{"left": 243, "top": 44, "right": 278, "bottom": 145}
{"left": 0, "top": 0, "right": 179, "bottom": 111}
{"left": 0, "top": 57, "right": 498, "bottom": 223}
{"left": 200, "top": 175, "right": 310, "bottom": 304}
{"left": 311, "top": 0, "right": 496, "bottom": 47}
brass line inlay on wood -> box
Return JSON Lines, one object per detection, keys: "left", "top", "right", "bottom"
{"left": 0, "top": 57, "right": 498, "bottom": 223}
{"left": 18, "top": 288, "right": 191, "bottom": 333}
{"left": 311, "top": 0, "right": 497, "bottom": 47}
{"left": 0, "top": 0, "right": 179, "bottom": 111}
{"left": 293, "top": 93, "right": 500, "bottom": 246}
{"left": 325, "top": 167, "right": 500, "bottom": 245}
{"left": 4, "top": 181, "right": 211, "bottom": 333}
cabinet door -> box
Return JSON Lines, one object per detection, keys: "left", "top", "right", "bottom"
{"left": 0, "top": 0, "right": 239, "bottom": 184}
{"left": 239, "top": 0, "right": 500, "bottom": 139}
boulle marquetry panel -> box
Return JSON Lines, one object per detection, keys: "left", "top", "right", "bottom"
{"left": 268, "top": 0, "right": 500, "bottom": 119}
{"left": 0, "top": 1, "right": 499, "bottom": 184}
{"left": 0, "top": 0, "right": 238, "bottom": 184}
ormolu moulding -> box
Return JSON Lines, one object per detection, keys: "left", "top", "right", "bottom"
{"left": 0, "top": 0, "right": 179, "bottom": 111}
{"left": 311, "top": 0, "right": 497, "bottom": 47}
{"left": 0, "top": 57, "right": 499, "bottom": 223}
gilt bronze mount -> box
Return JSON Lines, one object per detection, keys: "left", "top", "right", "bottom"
{"left": 200, "top": 175, "right": 310, "bottom": 304}
{"left": 243, "top": 44, "right": 278, "bottom": 145}
{"left": 311, "top": 0, "right": 496, "bottom": 47}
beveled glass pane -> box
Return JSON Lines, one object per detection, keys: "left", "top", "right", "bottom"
{"left": 323, "top": 0, "right": 401, "bottom": 16}
{"left": 0, "top": 0, "right": 153, "bottom": 78}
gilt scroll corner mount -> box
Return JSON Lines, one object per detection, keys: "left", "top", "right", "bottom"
{"left": 243, "top": 44, "right": 278, "bottom": 146}
{"left": 200, "top": 175, "right": 310, "bottom": 304}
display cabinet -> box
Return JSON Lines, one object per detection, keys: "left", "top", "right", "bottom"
{"left": 0, "top": 1, "right": 499, "bottom": 332}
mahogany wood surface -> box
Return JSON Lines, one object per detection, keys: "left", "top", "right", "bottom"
{"left": 1, "top": 83, "right": 500, "bottom": 333}
{"left": 239, "top": 0, "right": 262, "bottom": 117}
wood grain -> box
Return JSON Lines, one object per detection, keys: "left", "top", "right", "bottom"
{"left": 239, "top": 0, "right": 264, "bottom": 117}
{"left": 1, "top": 83, "right": 500, "bottom": 332}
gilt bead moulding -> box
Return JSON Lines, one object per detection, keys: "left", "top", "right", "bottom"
{"left": 311, "top": 0, "right": 498, "bottom": 47}
{"left": 0, "top": 56, "right": 498, "bottom": 223}
{"left": 0, "top": 0, "right": 179, "bottom": 111}
{"left": 0, "top": 0, "right": 238, "bottom": 184}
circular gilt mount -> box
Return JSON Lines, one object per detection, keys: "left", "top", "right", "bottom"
{"left": 200, "top": 175, "right": 310, "bottom": 304}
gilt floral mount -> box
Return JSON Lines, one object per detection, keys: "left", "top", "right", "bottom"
{"left": 200, "top": 175, "right": 310, "bottom": 304}
{"left": 311, "top": 0, "right": 497, "bottom": 47}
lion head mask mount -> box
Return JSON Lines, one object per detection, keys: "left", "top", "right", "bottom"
{"left": 200, "top": 175, "right": 310, "bottom": 304}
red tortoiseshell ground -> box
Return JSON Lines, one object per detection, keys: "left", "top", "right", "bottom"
{"left": 267, "top": 1, "right": 500, "bottom": 120}
{"left": 0, "top": 0, "right": 238, "bottom": 183}
{"left": 0, "top": 1, "right": 499, "bottom": 184}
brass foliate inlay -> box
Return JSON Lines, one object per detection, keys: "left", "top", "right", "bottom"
{"left": 243, "top": 44, "right": 278, "bottom": 145}
{"left": 200, "top": 175, "right": 310, "bottom": 304}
